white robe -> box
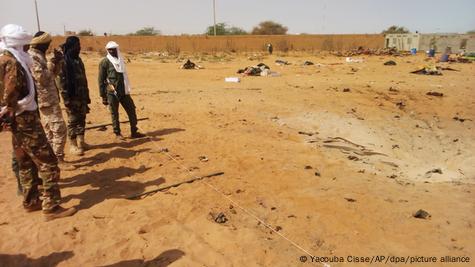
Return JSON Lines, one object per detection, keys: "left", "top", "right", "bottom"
{"left": 105, "top": 41, "right": 131, "bottom": 95}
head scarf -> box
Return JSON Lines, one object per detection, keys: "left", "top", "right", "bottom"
{"left": 30, "top": 32, "right": 52, "bottom": 45}
{"left": 62, "top": 36, "right": 80, "bottom": 97}
{"left": 105, "top": 41, "right": 131, "bottom": 94}
{"left": 0, "top": 24, "right": 37, "bottom": 115}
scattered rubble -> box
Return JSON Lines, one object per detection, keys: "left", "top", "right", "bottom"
{"left": 413, "top": 209, "right": 431, "bottom": 219}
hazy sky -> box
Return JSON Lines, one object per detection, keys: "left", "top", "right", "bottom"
{"left": 1, "top": 0, "right": 474, "bottom": 35}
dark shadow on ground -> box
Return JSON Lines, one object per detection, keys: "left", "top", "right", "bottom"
{"left": 87, "top": 128, "right": 185, "bottom": 151}
{"left": 99, "top": 249, "right": 185, "bottom": 267}
{"left": 60, "top": 166, "right": 165, "bottom": 211}
{"left": 69, "top": 147, "right": 151, "bottom": 168}
{"left": 0, "top": 251, "right": 74, "bottom": 267}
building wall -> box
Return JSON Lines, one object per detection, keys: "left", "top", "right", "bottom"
{"left": 385, "top": 34, "right": 420, "bottom": 51}
{"left": 419, "top": 34, "right": 475, "bottom": 52}
{"left": 50, "top": 34, "right": 384, "bottom": 53}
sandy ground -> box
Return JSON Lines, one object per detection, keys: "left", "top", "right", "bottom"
{"left": 0, "top": 52, "right": 474, "bottom": 267}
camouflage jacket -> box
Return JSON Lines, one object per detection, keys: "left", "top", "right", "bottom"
{"left": 0, "top": 51, "right": 30, "bottom": 110}
{"left": 28, "top": 48, "right": 60, "bottom": 108}
{"left": 55, "top": 56, "right": 90, "bottom": 107}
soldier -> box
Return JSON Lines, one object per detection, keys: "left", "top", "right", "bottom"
{"left": 28, "top": 31, "right": 67, "bottom": 161}
{"left": 98, "top": 41, "right": 145, "bottom": 140}
{"left": 0, "top": 24, "right": 76, "bottom": 220}
{"left": 56, "top": 36, "right": 90, "bottom": 155}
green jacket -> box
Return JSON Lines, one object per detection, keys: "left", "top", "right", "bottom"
{"left": 98, "top": 58, "right": 126, "bottom": 98}
{"left": 56, "top": 57, "right": 90, "bottom": 108}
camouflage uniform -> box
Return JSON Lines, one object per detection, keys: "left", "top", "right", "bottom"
{"left": 0, "top": 50, "right": 61, "bottom": 211}
{"left": 28, "top": 48, "right": 67, "bottom": 159}
{"left": 56, "top": 56, "right": 90, "bottom": 140}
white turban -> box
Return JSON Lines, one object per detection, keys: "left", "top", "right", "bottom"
{"left": 105, "top": 41, "right": 131, "bottom": 94}
{"left": 0, "top": 24, "right": 37, "bottom": 114}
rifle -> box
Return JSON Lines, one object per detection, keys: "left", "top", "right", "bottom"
{"left": 105, "top": 78, "right": 119, "bottom": 99}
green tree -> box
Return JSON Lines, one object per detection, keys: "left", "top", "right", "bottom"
{"left": 77, "top": 29, "right": 94, "bottom": 36}
{"left": 205, "top": 23, "right": 247, "bottom": 35}
{"left": 133, "top": 27, "right": 161, "bottom": 36}
{"left": 467, "top": 29, "right": 475, "bottom": 34}
{"left": 382, "top": 25, "right": 410, "bottom": 34}
{"left": 251, "top": 21, "right": 288, "bottom": 35}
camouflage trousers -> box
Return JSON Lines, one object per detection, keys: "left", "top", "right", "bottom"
{"left": 39, "top": 105, "right": 67, "bottom": 158}
{"left": 66, "top": 107, "right": 87, "bottom": 140}
{"left": 12, "top": 111, "right": 61, "bottom": 211}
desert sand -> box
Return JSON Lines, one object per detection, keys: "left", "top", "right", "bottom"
{"left": 0, "top": 51, "right": 474, "bottom": 267}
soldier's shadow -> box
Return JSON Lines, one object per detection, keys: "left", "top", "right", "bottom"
{"left": 61, "top": 166, "right": 165, "bottom": 211}
{"left": 87, "top": 128, "right": 185, "bottom": 151}
{"left": 99, "top": 249, "right": 185, "bottom": 267}
{"left": 0, "top": 251, "right": 74, "bottom": 267}
{"left": 69, "top": 147, "right": 152, "bottom": 168}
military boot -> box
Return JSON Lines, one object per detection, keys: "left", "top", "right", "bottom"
{"left": 69, "top": 138, "right": 83, "bottom": 156}
{"left": 77, "top": 135, "right": 89, "bottom": 154}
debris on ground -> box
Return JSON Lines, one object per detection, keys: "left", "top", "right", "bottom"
{"left": 440, "top": 67, "right": 460, "bottom": 71}
{"left": 343, "top": 88, "right": 351, "bottom": 92}
{"left": 344, "top": 198, "right": 357, "bottom": 202}
{"left": 425, "top": 168, "right": 443, "bottom": 178}
{"left": 396, "top": 100, "right": 406, "bottom": 109}
{"left": 198, "top": 156, "right": 209, "bottom": 162}
{"left": 211, "top": 212, "right": 228, "bottom": 224}
{"left": 388, "top": 87, "right": 399, "bottom": 93}
{"left": 331, "top": 47, "right": 402, "bottom": 57}
{"left": 275, "top": 59, "right": 290, "bottom": 66}
{"left": 426, "top": 91, "right": 444, "bottom": 97}
{"left": 180, "top": 59, "right": 204, "bottom": 70}
{"left": 298, "top": 131, "right": 316, "bottom": 136}
{"left": 411, "top": 65, "right": 442, "bottom": 75}
{"left": 426, "top": 168, "right": 443, "bottom": 175}
{"left": 413, "top": 209, "right": 431, "bottom": 219}
{"left": 384, "top": 60, "right": 397, "bottom": 66}
{"left": 346, "top": 57, "right": 364, "bottom": 63}
{"left": 453, "top": 116, "right": 469, "bottom": 122}
{"left": 303, "top": 60, "right": 314, "bottom": 66}
{"left": 225, "top": 77, "right": 240, "bottom": 83}
{"left": 237, "top": 63, "right": 279, "bottom": 76}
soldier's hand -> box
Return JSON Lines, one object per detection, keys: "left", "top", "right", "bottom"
{"left": 102, "top": 98, "right": 109, "bottom": 106}
{"left": 0, "top": 108, "right": 15, "bottom": 132}
{"left": 52, "top": 48, "right": 63, "bottom": 60}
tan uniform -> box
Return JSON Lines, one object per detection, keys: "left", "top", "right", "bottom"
{"left": 28, "top": 48, "right": 67, "bottom": 159}
{"left": 1, "top": 50, "right": 61, "bottom": 211}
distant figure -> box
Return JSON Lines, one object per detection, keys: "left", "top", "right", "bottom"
{"left": 98, "top": 41, "right": 145, "bottom": 140}
{"left": 266, "top": 43, "right": 273, "bottom": 55}
{"left": 103, "top": 32, "right": 107, "bottom": 37}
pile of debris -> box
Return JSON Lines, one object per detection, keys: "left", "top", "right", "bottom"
{"left": 331, "top": 47, "right": 407, "bottom": 57}
{"left": 180, "top": 59, "right": 204, "bottom": 70}
{"left": 237, "top": 63, "right": 279, "bottom": 76}
{"left": 411, "top": 65, "right": 460, "bottom": 75}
